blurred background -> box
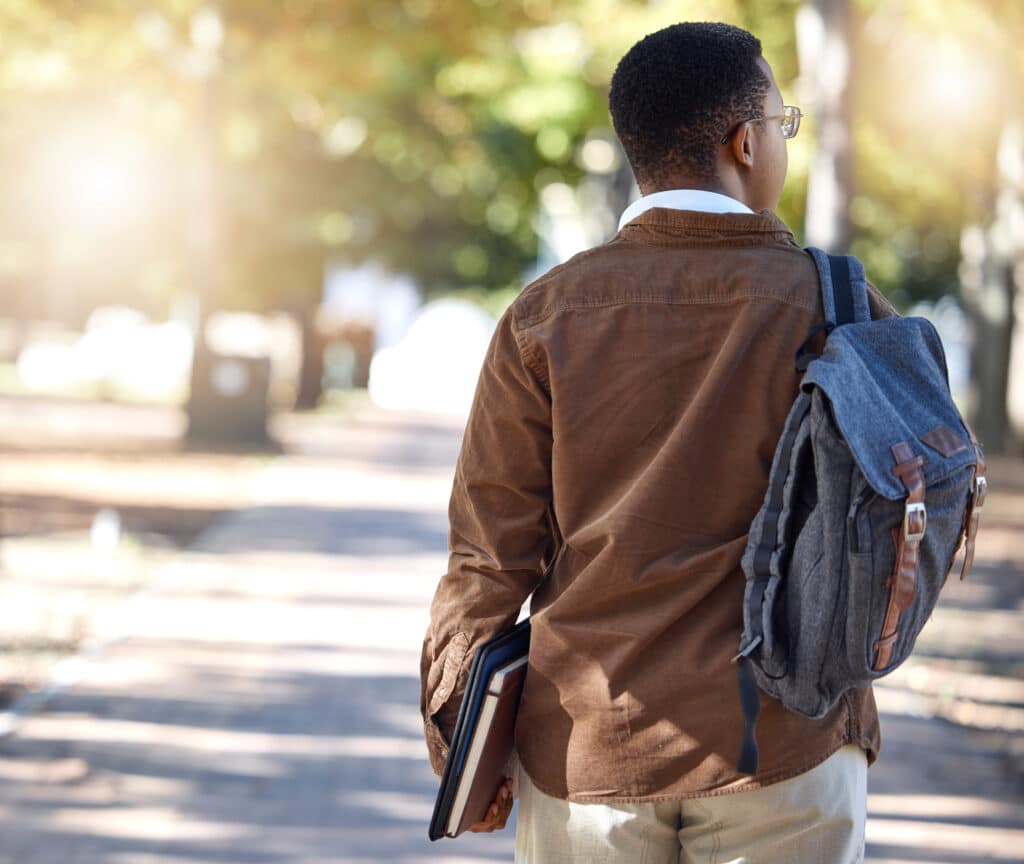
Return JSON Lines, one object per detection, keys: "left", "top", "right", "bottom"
{"left": 0, "top": 1, "right": 1021, "bottom": 862}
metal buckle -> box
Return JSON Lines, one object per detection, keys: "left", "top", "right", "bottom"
{"left": 974, "top": 475, "right": 988, "bottom": 508}
{"left": 903, "top": 501, "right": 927, "bottom": 542}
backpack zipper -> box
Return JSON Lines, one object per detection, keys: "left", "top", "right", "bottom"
{"left": 847, "top": 489, "right": 876, "bottom": 553}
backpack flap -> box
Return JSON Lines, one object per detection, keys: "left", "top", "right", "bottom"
{"left": 799, "top": 315, "right": 976, "bottom": 498}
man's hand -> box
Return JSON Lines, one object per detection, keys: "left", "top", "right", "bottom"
{"left": 468, "top": 777, "right": 514, "bottom": 832}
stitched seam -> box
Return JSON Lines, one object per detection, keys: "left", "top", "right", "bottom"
{"left": 686, "top": 799, "right": 722, "bottom": 864}
{"left": 514, "top": 244, "right": 613, "bottom": 304}
{"left": 516, "top": 291, "right": 816, "bottom": 330}
{"left": 711, "top": 816, "right": 723, "bottom": 864}
{"left": 619, "top": 231, "right": 798, "bottom": 246}
{"left": 512, "top": 325, "right": 550, "bottom": 393}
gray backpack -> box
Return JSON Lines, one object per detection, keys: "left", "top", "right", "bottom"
{"left": 733, "top": 249, "right": 987, "bottom": 775}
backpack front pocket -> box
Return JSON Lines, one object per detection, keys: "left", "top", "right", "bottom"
{"left": 845, "top": 497, "right": 901, "bottom": 679}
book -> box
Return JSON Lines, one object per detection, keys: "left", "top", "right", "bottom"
{"left": 428, "top": 619, "right": 530, "bottom": 841}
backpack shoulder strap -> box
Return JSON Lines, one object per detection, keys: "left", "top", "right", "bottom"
{"left": 805, "top": 247, "right": 872, "bottom": 326}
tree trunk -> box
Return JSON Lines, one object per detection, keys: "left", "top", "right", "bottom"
{"left": 968, "top": 120, "right": 1024, "bottom": 454}
{"left": 798, "top": 0, "right": 854, "bottom": 253}
{"left": 293, "top": 306, "right": 324, "bottom": 411}
{"left": 182, "top": 25, "right": 270, "bottom": 447}
{"left": 961, "top": 222, "right": 1013, "bottom": 453}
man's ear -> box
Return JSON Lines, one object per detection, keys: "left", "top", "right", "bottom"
{"left": 729, "top": 122, "right": 756, "bottom": 169}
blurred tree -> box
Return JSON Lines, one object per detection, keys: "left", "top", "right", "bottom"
{"left": 0, "top": 0, "right": 616, "bottom": 417}
{"left": 798, "top": 0, "right": 854, "bottom": 252}
{"left": 0, "top": 0, "right": 804, "bottom": 332}
{"left": 0, "top": 0, "right": 1020, "bottom": 438}
{"left": 849, "top": 0, "right": 1024, "bottom": 450}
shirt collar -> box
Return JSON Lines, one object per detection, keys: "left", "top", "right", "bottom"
{"left": 618, "top": 189, "right": 754, "bottom": 230}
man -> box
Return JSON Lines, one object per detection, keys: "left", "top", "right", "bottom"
{"left": 421, "top": 21, "right": 895, "bottom": 862}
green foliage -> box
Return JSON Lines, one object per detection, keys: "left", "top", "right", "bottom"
{"left": 846, "top": 0, "right": 1023, "bottom": 303}
{"left": 0, "top": 0, "right": 1020, "bottom": 320}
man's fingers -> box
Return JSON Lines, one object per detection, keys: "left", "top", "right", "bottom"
{"left": 468, "top": 805, "right": 500, "bottom": 832}
{"left": 467, "top": 804, "right": 501, "bottom": 833}
{"left": 466, "top": 778, "right": 514, "bottom": 833}
{"left": 492, "top": 785, "right": 513, "bottom": 829}
{"left": 492, "top": 806, "right": 510, "bottom": 829}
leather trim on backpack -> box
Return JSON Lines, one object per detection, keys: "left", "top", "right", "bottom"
{"left": 958, "top": 432, "right": 987, "bottom": 581}
{"left": 873, "top": 442, "right": 927, "bottom": 671}
{"left": 921, "top": 424, "right": 970, "bottom": 458}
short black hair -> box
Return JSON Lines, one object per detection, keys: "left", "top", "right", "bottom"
{"left": 609, "top": 22, "right": 770, "bottom": 187}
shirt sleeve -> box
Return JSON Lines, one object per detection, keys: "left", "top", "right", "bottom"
{"left": 419, "top": 306, "right": 554, "bottom": 776}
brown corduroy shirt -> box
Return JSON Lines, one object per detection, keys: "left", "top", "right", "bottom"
{"left": 421, "top": 207, "right": 891, "bottom": 802}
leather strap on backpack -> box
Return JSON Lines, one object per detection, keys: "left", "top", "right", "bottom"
{"left": 958, "top": 430, "right": 987, "bottom": 582}
{"left": 873, "top": 442, "right": 927, "bottom": 670}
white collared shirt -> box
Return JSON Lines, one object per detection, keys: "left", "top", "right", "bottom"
{"left": 618, "top": 189, "right": 753, "bottom": 231}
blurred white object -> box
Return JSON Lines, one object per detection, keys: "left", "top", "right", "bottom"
{"left": 16, "top": 342, "right": 78, "bottom": 390}
{"left": 908, "top": 296, "right": 969, "bottom": 407}
{"left": 368, "top": 299, "right": 496, "bottom": 416}
{"left": 90, "top": 508, "right": 122, "bottom": 557}
{"left": 322, "top": 262, "right": 388, "bottom": 327}
{"left": 205, "top": 311, "right": 275, "bottom": 358}
{"left": 321, "top": 261, "right": 421, "bottom": 350}
{"left": 204, "top": 311, "right": 302, "bottom": 406}
{"left": 15, "top": 306, "right": 193, "bottom": 399}
{"left": 81, "top": 309, "right": 193, "bottom": 397}
{"left": 209, "top": 358, "right": 251, "bottom": 398}
{"left": 111, "top": 320, "right": 193, "bottom": 396}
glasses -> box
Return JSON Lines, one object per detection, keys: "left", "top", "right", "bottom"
{"left": 720, "top": 105, "right": 803, "bottom": 145}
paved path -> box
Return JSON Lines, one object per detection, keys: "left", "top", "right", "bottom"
{"left": 0, "top": 402, "right": 1020, "bottom": 863}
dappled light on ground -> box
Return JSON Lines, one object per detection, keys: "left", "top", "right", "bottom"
{"left": 0, "top": 401, "right": 1019, "bottom": 863}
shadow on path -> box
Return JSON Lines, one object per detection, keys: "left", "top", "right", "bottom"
{"left": 189, "top": 506, "right": 450, "bottom": 558}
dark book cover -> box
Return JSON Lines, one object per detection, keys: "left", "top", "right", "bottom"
{"left": 428, "top": 619, "right": 530, "bottom": 841}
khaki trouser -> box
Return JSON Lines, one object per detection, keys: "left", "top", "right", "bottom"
{"left": 515, "top": 745, "right": 867, "bottom": 864}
